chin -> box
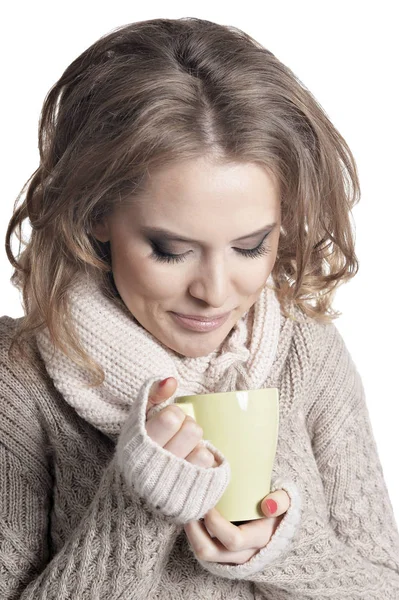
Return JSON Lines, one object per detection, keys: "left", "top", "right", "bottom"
{"left": 166, "top": 327, "right": 235, "bottom": 358}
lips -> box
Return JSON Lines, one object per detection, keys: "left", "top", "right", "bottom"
{"left": 173, "top": 311, "right": 231, "bottom": 322}
{"left": 170, "top": 311, "right": 231, "bottom": 332}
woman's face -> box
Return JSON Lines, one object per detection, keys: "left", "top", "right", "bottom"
{"left": 93, "top": 156, "right": 281, "bottom": 357}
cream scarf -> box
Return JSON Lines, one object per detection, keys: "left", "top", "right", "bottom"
{"left": 35, "top": 273, "right": 281, "bottom": 438}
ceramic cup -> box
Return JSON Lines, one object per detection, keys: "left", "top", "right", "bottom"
{"left": 174, "top": 387, "right": 279, "bottom": 522}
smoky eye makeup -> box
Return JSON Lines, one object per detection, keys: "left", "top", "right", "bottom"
{"left": 148, "top": 231, "right": 272, "bottom": 264}
{"left": 148, "top": 227, "right": 273, "bottom": 251}
{"left": 148, "top": 238, "right": 182, "bottom": 255}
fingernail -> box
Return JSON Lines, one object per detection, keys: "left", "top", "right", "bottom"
{"left": 159, "top": 378, "right": 169, "bottom": 387}
{"left": 265, "top": 499, "right": 278, "bottom": 514}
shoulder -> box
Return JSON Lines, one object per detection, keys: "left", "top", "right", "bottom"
{"left": 286, "top": 307, "right": 358, "bottom": 390}
{"left": 0, "top": 316, "right": 114, "bottom": 461}
{"left": 301, "top": 314, "right": 357, "bottom": 381}
{"left": 274, "top": 304, "right": 334, "bottom": 373}
{"left": 0, "top": 315, "right": 52, "bottom": 400}
{"left": 0, "top": 314, "right": 20, "bottom": 348}
{"left": 283, "top": 305, "right": 346, "bottom": 365}
{"left": 0, "top": 315, "right": 84, "bottom": 424}
{"left": 273, "top": 305, "right": 353, "bottom": 412}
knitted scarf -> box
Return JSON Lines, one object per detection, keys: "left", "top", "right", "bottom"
{"left": 35, "top": 273, "right": 281, "bottom": 438}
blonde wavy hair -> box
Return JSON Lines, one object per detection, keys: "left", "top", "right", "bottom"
{"left": 6, "top": 17, "right": 360, "bottom": 384}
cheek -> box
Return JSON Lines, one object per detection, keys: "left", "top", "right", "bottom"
{"left": 235, "top": 255, "right": 276, "bottom": 292}
{"left": 111, "top": 244, "right": 182, "bottom": 301}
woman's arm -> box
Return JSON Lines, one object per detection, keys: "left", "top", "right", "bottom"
{"left": 190, "top": 322, "right": 399, "bottom": 598}
{"left": 0, "top": 368, "right": 230, "bottom": 599}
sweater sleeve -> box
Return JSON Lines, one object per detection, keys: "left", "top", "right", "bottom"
{"left": 191, "top": 322, "right": 399, "bottom": 598}
{"left": 0, "top": 364, "right": 230, "bottom": 599}
{"left": 116, "top": 376, "right": 231, "bottom": 524}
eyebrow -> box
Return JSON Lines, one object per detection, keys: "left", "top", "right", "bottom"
{"left": 140, "top": 222, "right": 277, "bottom": 244}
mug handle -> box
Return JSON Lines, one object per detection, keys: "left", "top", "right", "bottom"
{"left": 174, "top": 401, "right": 196, "bottom": 421}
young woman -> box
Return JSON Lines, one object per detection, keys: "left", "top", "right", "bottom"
{"left": 1, "top": 17, "right": 398, "bottom": 599}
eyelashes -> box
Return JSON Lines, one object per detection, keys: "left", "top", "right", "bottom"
{"left": 149, "top": 236, "right": 272, "bottom": 264}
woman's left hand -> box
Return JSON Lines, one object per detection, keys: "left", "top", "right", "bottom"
{"left": 184, "top": 489, "right": 291, "bottom": 565}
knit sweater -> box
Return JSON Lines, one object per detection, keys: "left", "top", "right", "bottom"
{"left": 1, "top": 274, "right": 399, "bottom": 599}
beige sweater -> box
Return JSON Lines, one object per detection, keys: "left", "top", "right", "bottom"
{"left": 1, "top": 274, "right": 399, "bottom": 599}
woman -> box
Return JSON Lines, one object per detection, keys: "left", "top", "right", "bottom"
{"left": 1, "top": 16, "right": 398, "bottom": 599}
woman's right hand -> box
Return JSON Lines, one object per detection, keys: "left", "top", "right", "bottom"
{"left": 145, "top": 377, "right": 217, "bottom": 469}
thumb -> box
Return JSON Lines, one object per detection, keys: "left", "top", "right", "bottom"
{"left": 146, "top": 377, "right": 177, "bottom": 417}
{"left": 261, "top": 489, "right": 291, "bottom": 518}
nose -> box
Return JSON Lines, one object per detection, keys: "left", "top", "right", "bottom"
{"left": 188, "top": 253, "right": 230, "bottom": 308}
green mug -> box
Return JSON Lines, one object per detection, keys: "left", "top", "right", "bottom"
{"left": 174, "top": 388, "right": 279, "bottom": 522}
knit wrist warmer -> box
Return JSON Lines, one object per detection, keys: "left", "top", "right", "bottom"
{"left": 116, "top": 376, "right": 231, "bottom": 524}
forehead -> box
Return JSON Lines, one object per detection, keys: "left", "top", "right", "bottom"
{"left": 132, "top": 157, "right": 280, "bottom": 224}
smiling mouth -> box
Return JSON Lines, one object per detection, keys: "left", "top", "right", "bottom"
{"left": 172, "top": 310, "right": 232, "bottom": 322}
{"left": 170, "top": 311, "right": 231, "bottom": 332}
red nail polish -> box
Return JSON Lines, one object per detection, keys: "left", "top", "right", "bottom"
{"left": 159, "top": 378, "right": 169, "bottom": 387}
{"left": 265, "top": 499, "right": 278, "bottom": 514}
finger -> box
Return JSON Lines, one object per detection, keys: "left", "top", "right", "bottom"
{"left": 145, "top": 404, "right": 186, "bottom": 447}
{"left": 146, "top": 377, "right": 177, "bottom": 416}
{"left": 204, "top": 508, "right": 274, "bottom": 551}
{"left": 185, "top": 442, "right": 216, "bottom": 468}
{"left": 261, "top": 489, "right": 291, "bottom": 518}
{"left": 184, "top": 519, "right": 259, "bottom": 565}
{"left": 163, "top": 417, "right": 204, "bottom": 459}
{"left": 200, "top": 441, "right": 220, "bottom": 468}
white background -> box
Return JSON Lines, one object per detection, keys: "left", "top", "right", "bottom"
{"left": 1, "top": 1, "right": 398, "bottom": 521}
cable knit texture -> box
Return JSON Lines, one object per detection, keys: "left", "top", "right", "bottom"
{"left": 0, "top": 272, "right": 398, "bottom": 599}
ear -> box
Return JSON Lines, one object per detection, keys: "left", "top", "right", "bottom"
{"left": 91, "top": 218, "right": 111, "bottom": 243}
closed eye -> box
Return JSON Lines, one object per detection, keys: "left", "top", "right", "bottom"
{"left": 149, "top": 233, "right": 272, "bottom": 264}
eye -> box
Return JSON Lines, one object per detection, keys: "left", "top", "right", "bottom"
{"left": 149, "top": 234, "right": 272, "bottom": 264}
{"left": 235, "top": 241, "right": 271, "bottom": 259}
{"left": 150, "top": 245, "right": 188, "bottom": 264}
